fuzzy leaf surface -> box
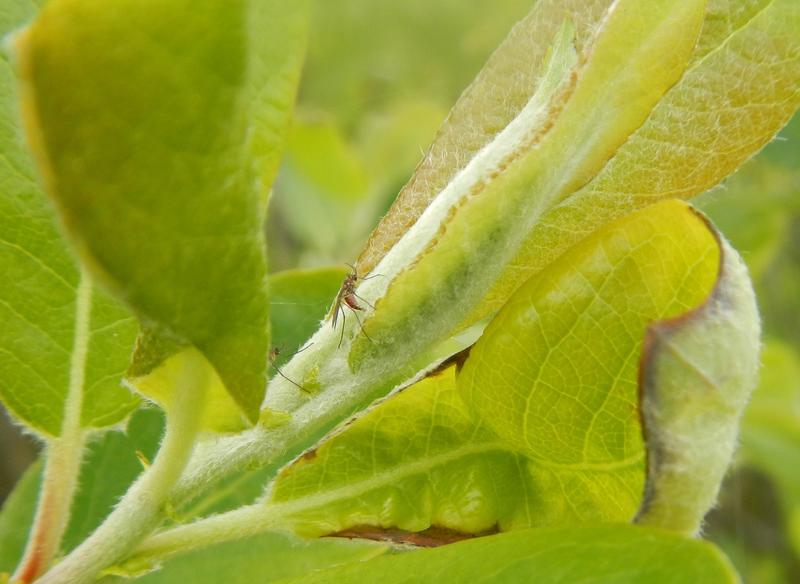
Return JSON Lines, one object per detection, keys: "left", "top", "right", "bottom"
{"left": 349, "top": 0, "right": 707, "bottom": 370}
{"left": 240, "top": 0, "right": 797, "bottom": 511}
{"left": 479, "top": 0, "right": 800, "bottom": 318}
{"left": 352, "top": 0, "right": 799, "bottom": 358}
{"left": 635, "top": 226, "right": 760, "bottom": 534}
{"left": 268, "top": 365, "right": 530, "bottom": 537}
{"left": 0, "top": 408, "right": 384, "bottom": 582}
{"left": 266, "top": 200, "right": 755, "bottom": 539}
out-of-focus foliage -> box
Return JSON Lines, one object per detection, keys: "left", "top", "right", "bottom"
{"left": 0, "top": 0, "right": 798, "bottom": 580}
{"left": 269, "top": 0, "right": 532, "bottom": 269}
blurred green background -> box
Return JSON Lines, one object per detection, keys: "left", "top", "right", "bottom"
{"left": 1, "top": 1, "right": 798, "bottom": 582}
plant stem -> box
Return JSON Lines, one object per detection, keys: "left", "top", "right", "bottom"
{"left": 12, "top": 269, "right": 93, "bottom": 584}
{"left": 169, "top": 321, "right": 484, "bottom": 507}
{"left": 128, "top": 503, "right": 269, "bottom": 565}
{"left": 36, "top": 352, "right": 208, "bottom": 584}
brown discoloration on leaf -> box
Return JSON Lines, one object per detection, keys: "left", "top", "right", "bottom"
{"left": 327, "top": 524, "right": 500, "bottom": 548}
{"left": 300, "top": 448, "right": 318, "bottom": 462}
{"left": 429, "top": 347, "right": 472, "bottom": 377}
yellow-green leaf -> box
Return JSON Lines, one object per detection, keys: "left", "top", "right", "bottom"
{"left": 264, "top": 199, "right": 757, "bottom": 539}
{"left": 479, "top": 0, "right": 800, "bottom": 319}
{"left": 13, "top": 0, "right": 308, "bottom": 423}
{"left": 354, "top": 0, "right": 616, "bottom": 274}
{"left": 343, "top": 0, "right": 798, "bottom": 376}
{"left": 250, "top": 2, "right": 797, "bottom": 507}
{"left": 269, "top": 365, "right": 531, "bottom": 537}
{"left": 0, "top": 0, "right": 139, "bottom": 437}
{"left": 461, "top": 200, "right": 717, "bottom": 463}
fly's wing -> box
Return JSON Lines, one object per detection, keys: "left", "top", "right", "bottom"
{"left": 330, "top": 290, "right": 343, "bottom": 328}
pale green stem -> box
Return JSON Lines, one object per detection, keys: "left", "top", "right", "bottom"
{"left": 126, "top": 495, "right": 330, "bottom": 569}
{"left": 36, "top": 353, "right": 208, "bottom": 584}
{"left": 170, "top": 322, "right": 485, "bottom": 508}
{"left": 126, "top": 503, "right": 269, "bottom": 567}
{"left": 125, "top": 499, "right": 394, "bottom": 576}
{"left": 11, "top": 269, "right": 93, "bottom": 584}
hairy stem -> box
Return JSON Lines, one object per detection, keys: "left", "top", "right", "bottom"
{"left": 36, "top": 353, "right": 208, "bottom": 584}
{"left": 11, "top": 269, "right": 93, "bottom": 584}
{"left": 169, "top": 322, "right": 483, "bottom": 508}
{"left": 126, "top": 503, "right": 269, "bottom": 567}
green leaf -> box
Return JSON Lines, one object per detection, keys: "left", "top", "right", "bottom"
{"left": 349, "top": 0, "right": 709, "bottom": 368}
{"left": 457, "top": 200, "right": 721, "bottom": 528}
{"left": 475, "top": 0, "right": 800, "bottom": 322}
{"left": 13, "top": 0, "right": 308, "bottom": 424}
{"left": 0, "top": 0, "right": 139, "bottom": 436}
{"left": 271, "top": 525, "right": 739, "bottom": 584}
{"left": 695, "top": 109, "right": 800, "bottom": 282}
{"left": 353, "top": 0, "right": 619, "bottom": 274}
{"left": 121, "top": 535, "right": 384, "bottom": 584}
{"left": 147, "top": 267, "right": 351, "bottom": 519}
{"left": 263, "top": 199, "right": 756, "bottom": 539}
{"left": 224, "top": 0, "right": 798, "bottom": 512}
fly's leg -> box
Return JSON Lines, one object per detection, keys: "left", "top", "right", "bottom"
{"left": 352, "top": 292, "right": 375, "bottom": 309}
{"left": 348, "top": 305, "right": 374, "bottom": 344}
{"left": 275, "top": 366, "right": 310, "bottom": 394}
{"left": 337, "top": 305, "right": 347, "bottom": 348}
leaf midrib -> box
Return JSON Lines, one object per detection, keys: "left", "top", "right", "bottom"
{"left": 269, "top": 438, "right": 644, "bottom": 526}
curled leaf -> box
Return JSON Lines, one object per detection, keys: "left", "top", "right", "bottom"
{"left": 635, "top": 221, "right": 760, "bottom": 535}
{"left": 266, "top": 199, "right": 759, "bottom": 539}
